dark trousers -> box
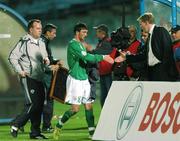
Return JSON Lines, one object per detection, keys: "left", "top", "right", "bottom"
{"left": 42, "top": 72, "right": 54, "bottom": 128}
{"left": 148, "top": 63, "right": 171, "bottom": 81}
{"left": 42, "top": 99, "right": 53, "bottom": 128}
{"left": 12, "top": 77, "right": 45, "bottom": 136}
{"left": 100, "top": 73, "right": 112, "bottom": 107}
{"left": 89, "top": 81, "right": 97, "bottom": 100}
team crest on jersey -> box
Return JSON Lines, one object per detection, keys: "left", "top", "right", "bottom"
{"left": 30, "top": 89, "right": 35, "bottom": 94}
{"left": 81, "top": 51, "right": 87, "bottom": 56}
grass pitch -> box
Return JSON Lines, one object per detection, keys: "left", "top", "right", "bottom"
{"left": 0, "top": 100, "right": 101, "bottom": 141}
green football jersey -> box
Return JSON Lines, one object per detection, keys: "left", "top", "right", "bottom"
{"left": 67, "top": 39, "right": 103, "bottom": 80}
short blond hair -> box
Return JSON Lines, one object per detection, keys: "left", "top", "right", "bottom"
{"left": 137, "top": 12, "right": 155, "bottom": 24}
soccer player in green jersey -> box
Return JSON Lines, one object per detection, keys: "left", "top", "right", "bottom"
{"left": 53, "top": 23, "right": 114, "bottom": 140}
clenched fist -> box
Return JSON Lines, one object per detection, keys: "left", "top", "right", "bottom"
{"left": 19, "top": 71, "right": 29, "bottom": 77}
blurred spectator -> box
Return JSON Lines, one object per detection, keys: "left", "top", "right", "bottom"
{"left": 170, "top": 25, "right": 180, "bottom": 79}
{"left": 137, "top": 29, "right": 149, "bottom": 80}
{"left": 141, "top": 29, "right": 149, "bottom": 45}
{"left": 125, "top": 25, "right": 142, "bottom": 80}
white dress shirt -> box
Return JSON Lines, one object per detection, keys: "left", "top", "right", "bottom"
{"left": 148, "top": 24, "right": 161, "bottom": 66}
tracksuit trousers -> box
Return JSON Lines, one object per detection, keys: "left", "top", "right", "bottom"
{"left": 11, "top": 76, "right": 45, "bottom": 136}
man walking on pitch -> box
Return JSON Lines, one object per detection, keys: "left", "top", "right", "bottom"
{"left": 53, "top": 22, "right": 114, "bottom": 140}
{"left": 41, "top": 23, "right": 63, "bottom": 132}
{"left": 9, "top": 19, "right": 49, "bottom": 139}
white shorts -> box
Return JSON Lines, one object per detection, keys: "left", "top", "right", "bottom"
{"left": 65, "top": 75, "right": 94, "bottom": 105}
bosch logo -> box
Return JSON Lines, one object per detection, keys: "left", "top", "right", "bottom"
{"left": 116, "top": 83, "right": 143, "bottom": 140}
{"left": 138, "top": 92, "right": 180, "bottom": 134}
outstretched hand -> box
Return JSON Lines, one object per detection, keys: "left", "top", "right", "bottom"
{"left": 103, "top": 55, "right": 114, "bottom": 64}
{"left": 114, "top": 55, "right": 126, "bottom": 63}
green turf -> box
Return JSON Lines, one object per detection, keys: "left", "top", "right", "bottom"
{"left": 0, "top": 100, "right": 101, "bottom": 141}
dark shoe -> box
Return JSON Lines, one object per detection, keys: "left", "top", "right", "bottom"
{"left": 89, "top": 127, "right": 95, "bottom": 140}
{"left": 30, "top": 134, "right": 48, "bottom": 139}
{"left": 42, "top": 126, "right": 54, "bottom": 133}
{"left": 10, "top": 126, "right": 18, "bottom": 138}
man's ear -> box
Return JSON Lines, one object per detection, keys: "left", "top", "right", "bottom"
{"left": 47, "top": 31, "right": 51, "bottom": 34}
{"left": 29, "top": 27, "right": 33, "bottom": 34}
{"left": 46, "top": 31, "right": 51, "bottom": 36}
{"left": 75, "top": 31, "right": 79, "bottom": 35}
{"left": 75, "top": 31, "right": 80, "bottom": 37}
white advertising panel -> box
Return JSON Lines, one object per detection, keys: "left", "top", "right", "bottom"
{"left": 93, "top": 81, "right": 180, "bottom": 141}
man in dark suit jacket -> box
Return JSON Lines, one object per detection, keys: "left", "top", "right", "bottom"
{"left": 115, "top": 12, "right": 177, "bottom": 81}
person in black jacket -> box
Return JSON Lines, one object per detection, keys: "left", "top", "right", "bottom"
{"left": 41, "top": 23, "right": 63, "bottom": 132}
{"left": 115, "top": 12, "right": 177, "bottom": 81}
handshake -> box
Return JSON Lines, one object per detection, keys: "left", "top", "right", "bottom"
{"left": 114, "top": 51, "right": 127, "bottom": 63}
{"left": 103, "top": 51, "right": 127, "bottom": 64}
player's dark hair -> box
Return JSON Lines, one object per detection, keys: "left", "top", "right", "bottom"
{"left": 74, "top": 22, "right": 87, "bottom": 34}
